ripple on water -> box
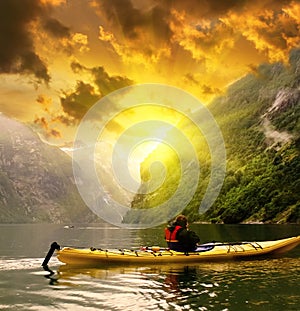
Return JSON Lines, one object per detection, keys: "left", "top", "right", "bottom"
{"left": 1, "top": 256, "right": 300, "bottom": 311}
{"left": 0, "top": 257, "right": 58, "bottom": 271}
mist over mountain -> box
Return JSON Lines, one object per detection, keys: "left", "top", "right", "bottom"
{"left": 130, "top": 48, "right": 300, "bottom": 224}
{"left": 0, "top": 114, "right": 95, "bottom": 223}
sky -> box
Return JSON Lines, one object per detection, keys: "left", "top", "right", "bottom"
{"left": 0, "top": 0, "right": 300, "bottom": 147}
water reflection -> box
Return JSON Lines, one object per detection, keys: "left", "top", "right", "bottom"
{"left": 41, "top": 257, "right": 300, "bottom": 311}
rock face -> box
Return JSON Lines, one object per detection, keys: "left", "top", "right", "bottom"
{"left": 0, "top": 114, "right": 94, "bottom": 223}
{"left": 267, "top": 89, "right": 300, "bottom": 117}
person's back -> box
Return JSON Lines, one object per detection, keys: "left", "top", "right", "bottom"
{"left": 165, "top": 215, "right": 200, "bottom": 252}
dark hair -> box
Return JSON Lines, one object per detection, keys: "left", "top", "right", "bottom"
{"left": 175, "top": 214, "right": 188, "bottom": 228}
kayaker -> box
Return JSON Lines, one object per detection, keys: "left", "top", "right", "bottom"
{"left": 165, "top": 214, "right": 200, "bottom": 252}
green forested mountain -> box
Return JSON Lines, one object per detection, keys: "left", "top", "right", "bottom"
{"left": 129, "top": 48, "right": 300, "bottom": 224}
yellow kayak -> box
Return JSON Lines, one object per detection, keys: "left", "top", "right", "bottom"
{"left": 53, "top": 236, "right": 300, "bottom": 266}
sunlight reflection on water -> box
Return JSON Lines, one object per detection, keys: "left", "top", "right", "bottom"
{"left": 30, "top": 257, "right": 299, "bottom": 311}
{"left": 0, "top": 257, "right": 299, "bottom": 310}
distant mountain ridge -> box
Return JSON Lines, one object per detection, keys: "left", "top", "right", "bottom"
{"left": 0, "top": 113, "right": 94, "bottom": 223}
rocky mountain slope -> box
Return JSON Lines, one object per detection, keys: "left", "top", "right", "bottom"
{"left": 0, "top": 114, "right": 94, "bottom": 223}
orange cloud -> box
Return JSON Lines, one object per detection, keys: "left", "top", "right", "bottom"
{"left": 40, "top": 0, "right": 66, "bottom": 5}
{"left": 34, "top": 114, "right": 64, "bottom": 139}
{"left": 36, "top": 94, "right": 52, "bottom": 113}
{"left": 66, "top": 33, "right": 90, "bottom": 54}
{"left": 220, "top": 2, "right": 300, "bottom": 63}
{"left": 98, "top": 25, "right": 170, "bottom": 67}
{"left": 34, "top": 93, "right": 75, "bottom": 140}
{"left": 34, "top": 116, "right": 49, "bottom": 130}
{"left": 1, "top": 0, "right": 300, "bottom": 146}
{"left": 170, "top": 10, "right": 235, "bottom": 71}
{"left": 283, "top": 1, "right": 300, "bottom": 21}
{"left": 48, "top": 128, "right": 62, "bottom": 138}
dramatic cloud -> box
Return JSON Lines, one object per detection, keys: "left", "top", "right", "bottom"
{"left": 60, "top": 81, "right": 100, "bottom": 120}
{"left": 60, "top": 62, "right": 134, "bottom": 121}
{"left": 0, "top": 0, "right": 50, "bottom": 82}
{"left": 170, "top": 1, "right": 300, "bottom": 65}
{"left": 94, "top": 0, "right": 300, "bottom": 99}
{"left": 99, "top": 0, "right": 149, "bottom": 39}
{"left": 34, "top": 115, "right": 62, "bottom": 138}
{"left": 157, "top": 0, "right": 293, "bottom": 19}
{"left": 34, "top": 93, "right": 75, "bottom": 139}
{"left": 36, "top": 94, "right": 52, "bottom": 112}
{"left": 98, "top": 26, "right": 171, "bottom": 68}
{"left": 1, "top": 0, "right": 299, "bottom": 145}
{"left": 0, "top": 0, "right": 76, "bottom": 83}
{"left": 220, "top": 1, "right": 300, "bottom": 62}
{"left": 95, "top": 0, "right": 172, "bottom": 66}
{"left": 42, "top": 17, "right": 70, "bottom": 38}
{"left": 71, "top": 33, "right": 89, "bottom": 53}
{"left": 108, "top": 1, "right": 298, "bottom": 61}
{"left": 91, "top": 66, "right": 134, "bottom": 96}
{"left": 170, "top": 11, "right": 235, "bottom": 68}
{"left": 96, "top": 0, "right": 171, "bottom": 41}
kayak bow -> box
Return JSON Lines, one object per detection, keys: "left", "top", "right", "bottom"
{"left": 54, "top": 236, "right": 300, "bottom": 266}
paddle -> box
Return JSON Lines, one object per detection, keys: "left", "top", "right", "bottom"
{"left": 42, "top": 241, "right": 60, "bottom": 267}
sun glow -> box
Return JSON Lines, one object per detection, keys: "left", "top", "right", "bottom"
{"left": 96, "top": 104, "right": 184, "bottom": 183}
{"left": 128, "top": 140, "right": 160, "bottom": 181}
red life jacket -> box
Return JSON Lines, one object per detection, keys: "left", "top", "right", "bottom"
{"left": 165, "top": 225, "right": 182, "bottom": 242}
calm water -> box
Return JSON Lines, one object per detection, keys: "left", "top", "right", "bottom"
{"left": 0, "top": 223, "right": 300, "bottom": 310}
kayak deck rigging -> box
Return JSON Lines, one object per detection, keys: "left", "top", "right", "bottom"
{"left": 90, "top": 241, "right": 262, "bottom": 257}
